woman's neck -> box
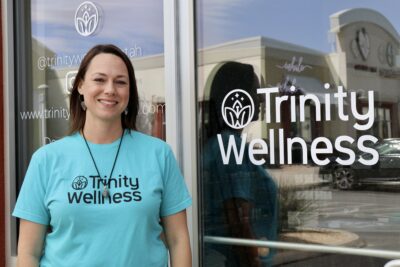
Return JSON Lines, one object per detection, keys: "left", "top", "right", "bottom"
{"left": 82, "top": 120, "right": 124, "bottom": 144}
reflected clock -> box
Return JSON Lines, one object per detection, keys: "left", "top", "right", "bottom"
{"left": 356, "top": 28, "right": 370, "bottom": 61}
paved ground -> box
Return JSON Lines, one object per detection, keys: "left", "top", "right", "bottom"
{"left": 204, "top": 165, "right": 400, "bottom": 266}
{"left": 276, "top": 187, "right": 400, "bottom": 266}
{"left": 315, "top": 187, "right": 400, "bottom": 251}
{"left": 270, "top": 165, "right": 400, "bottom": 266}
{"left": 269, "top": 165, "right": 400, "bottom": 249}
{"left": 277, "top": 254, "right": 389, "bottom": 267}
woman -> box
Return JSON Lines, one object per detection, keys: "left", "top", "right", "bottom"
{"left": 202, "top": 62, "right": 277, "bottom": 267}
{"left": 13, "top": 44, "right": 192, "bottom": 267}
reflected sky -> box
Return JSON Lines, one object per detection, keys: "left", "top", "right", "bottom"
{"left": 31, "top": 0, "right": 400, "bottom": 57}
{"left": 32, "top": 0, "right": 164, "bottom": 57}
{"left": 198, "top": 0, "right": 400, "bottom": 52}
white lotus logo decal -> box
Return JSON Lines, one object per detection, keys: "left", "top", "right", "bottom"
{"left": 221, "top": 89, "right": 255, "bottom": 129}
{"left": 75, "top": 1, "right": 99, "bottom": 37}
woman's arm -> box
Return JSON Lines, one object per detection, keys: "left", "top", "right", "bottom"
{"left": 16, "top": 219, "right": 47, "bottom": 267}
{"left": 224, "top": 198, "right": 262, "bottom": 267}
{"left": 161, "top": 210, "right": 192, "bottom": 267}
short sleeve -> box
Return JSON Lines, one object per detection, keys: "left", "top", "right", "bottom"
{"left": 160, "top": 148, "right": 192, "bottom": 217}
{"left": 12, "top": 150, "right": 50, "bottom": 225}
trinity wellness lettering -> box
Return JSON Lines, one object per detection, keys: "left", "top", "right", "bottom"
{"left": 218, "top": 86, "right": 379, "bottom": 166}
{"left": 68, "top": 175, "right": 142, "bottom": 204}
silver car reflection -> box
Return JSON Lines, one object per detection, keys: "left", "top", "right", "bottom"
{"left": 319, "top": 139, "right": 400, "bottom": 190}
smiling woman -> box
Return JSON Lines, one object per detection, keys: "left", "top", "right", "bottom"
{"left": 74, "top": 52, "right": 132, "bottom": 139}
{"left": 78, "top": 53, "right": 130, "bottom": 116}
{"left": 8, "top": 1, "right": 175, "bottom": 266}
{"left": 12, "top": 44, "right": 192, "bottom": 267}
{"left": 67, "top": 45, "right": 141, "bottom": 143}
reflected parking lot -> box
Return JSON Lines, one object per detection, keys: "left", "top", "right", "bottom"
{"left": 307, "top": 187, "right": 400, "bottom": 250}
{"left": 319, "top": 139, "right": 400, "bottom": 190}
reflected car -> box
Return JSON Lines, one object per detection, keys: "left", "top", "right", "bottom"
{"left": 319, "top": 139, "right": 400, "bottom": 190}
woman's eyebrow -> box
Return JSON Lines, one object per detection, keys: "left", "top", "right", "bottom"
{"left": 91, "top": 72, "right": 128, "bottom": 79}
{"left": 91, "top": 72, "right": 107, "bottom": 77}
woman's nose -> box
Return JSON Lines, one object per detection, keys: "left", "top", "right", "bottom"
{"left": 104, "top": 81, "right": 116, "bottom": 95}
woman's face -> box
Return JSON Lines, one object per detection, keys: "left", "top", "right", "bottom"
{"left": 79, "top": 53, "right": 130, "bottom": 125}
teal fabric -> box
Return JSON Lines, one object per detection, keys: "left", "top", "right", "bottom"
{"left": 202, "top": 130, "right": 278, "bottom": 266}
{"left": 13, "top": 130, "right": 192, "bottom": 267}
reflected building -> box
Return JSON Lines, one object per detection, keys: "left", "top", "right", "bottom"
{"left": 33, "top": 8, "right": 400, "bottom": 164}
{"left": 197, "top": 8, "right": 400, "bottom": 165}
{"left": 330, "top": 8, "right": 400, "bottom": 139}
{"left": 30, "top": 8, "right": 400, "bottom": 164}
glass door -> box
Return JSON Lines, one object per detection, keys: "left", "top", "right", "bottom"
{"left": 15, "top": 0, "right": 166, "bottom": 190}
{"left": 196, "top": 1, "right": 400, "bottom": 266}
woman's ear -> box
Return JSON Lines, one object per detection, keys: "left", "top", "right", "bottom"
{"left": 77, "top": 81, "right": 83, "bottom": 94}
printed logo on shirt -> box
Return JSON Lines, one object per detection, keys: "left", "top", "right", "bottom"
{"left": 68, "top": 174, "right": 142, "bottom": 205}
{"left": 71, "top": 176, "right": 88, "bottom": 190}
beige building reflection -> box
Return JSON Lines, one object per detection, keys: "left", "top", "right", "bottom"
{"left": 199, "top": 8, "right": 400, "bottom": 153}
{"left": 29, "top": 8, "right": 400, "bottom": 156}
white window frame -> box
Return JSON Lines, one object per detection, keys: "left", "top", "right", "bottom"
{"left": 3, "top": 0, "right": 17, "bottom": 265}
{"left": 164, "top": 0, "right": 198, "bottom": 266}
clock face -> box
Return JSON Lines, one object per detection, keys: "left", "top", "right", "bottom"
{"left": 356, "top": 28, "right": 370, "bottom": 60}
{"left": 351, "top": 39, "right": 360, "bottom": 58}
{"left": 378, "top": 44, "right": 386, "bottom": 64}
{"left": 386, "top": 42, "right": 394, "bottom": 67}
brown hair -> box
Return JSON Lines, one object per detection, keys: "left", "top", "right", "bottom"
{"left": 207, "top": 61, "right": 260, "bottom": 138}
{"left": 69, "top": 44, "right": 139, "bottom": 133}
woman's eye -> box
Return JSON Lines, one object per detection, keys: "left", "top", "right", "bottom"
{"left": 94, "top": 78, "right": 104, "bottom": 83}
{"left": 116, "top": 80, "right": 127, "bottom": 85}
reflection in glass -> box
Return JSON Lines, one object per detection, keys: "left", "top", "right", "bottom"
{"left": 197, "top": 1, "right": 400, "bottom": 266}
{"left": 201, "top": 62, "right": 278, "bottom": 267}
{"left": 26, "top": 0, "right": 165, "bottom": 148}
{"left": 17, "top": 0, "right": 165, "bottom": 195}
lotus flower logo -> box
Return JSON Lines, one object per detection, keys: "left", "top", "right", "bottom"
{"left": 74, "top": 1, "right": 99, "bottom": 37}
{"left": 221, "top": 89, "right": 254, "bottom": 129}
{"left": 72, "top": 176, "right": 88, "bottom": 190}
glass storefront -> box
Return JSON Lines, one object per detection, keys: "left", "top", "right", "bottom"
{"left": 7, "top": 0, "right": 400, "bottom": 266}
{"left": 15, "top": 0, "right": 166, "bottom": 188}
{"left": 197, "top": 1, "right": 400, "bottom": 266}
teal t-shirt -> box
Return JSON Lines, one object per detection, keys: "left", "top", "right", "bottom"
{"left": 202, "top": 130, "right": 278, "bottom": 265}
{"left": 13, "top": 130, "right": 192, "bottom": 267}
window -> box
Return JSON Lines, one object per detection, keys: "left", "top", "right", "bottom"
{"left": 196, "top": 1, "right": 400, "bottom": 266}
{"left": 15, "top": 0, "right": 166, "bottom": 186}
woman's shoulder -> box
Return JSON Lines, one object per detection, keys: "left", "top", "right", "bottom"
{"left": 123, "top": 130, "right": 177, "bottom": 159}
{"left": 126, "top": 130, "right": 173, "bottom": 154}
